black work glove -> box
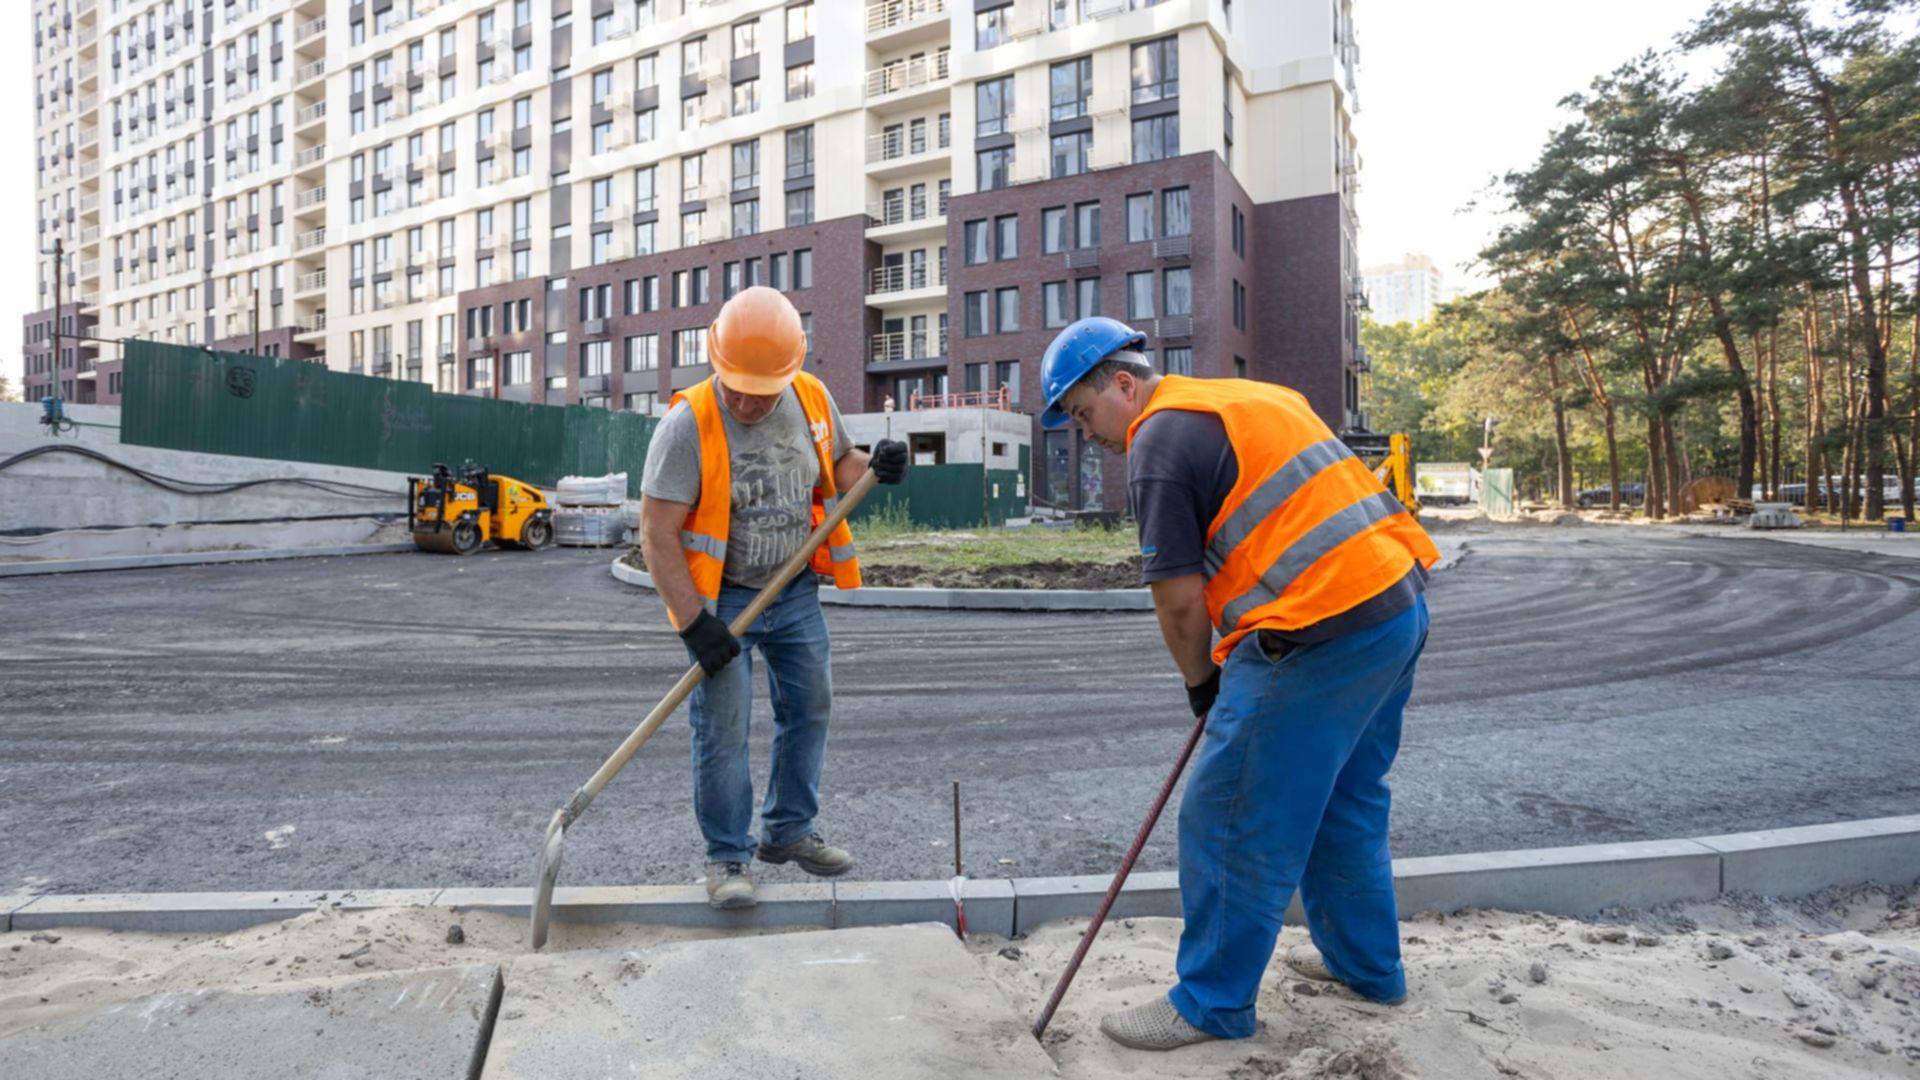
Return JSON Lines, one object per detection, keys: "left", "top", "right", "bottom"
{"left": 1186, "top": 666, "right": 1221, "bottom": 719}
{"left": 679, "top": 610, "right": 741, "bottom": 676}
{"left": 871, "top": 439, "right": 910, "bottom": 485}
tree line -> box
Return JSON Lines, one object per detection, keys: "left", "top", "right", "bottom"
{"left": 1365, "top": 0, "right": 1920, "bottom": 520}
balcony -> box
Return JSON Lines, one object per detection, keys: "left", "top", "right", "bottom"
{"left": 76, "top": 61, "right": 99, "bottom": 86}
{"left": 77, "top": 127, "right": 99, "bottom": 151}
{"left": 294, "top": 184, "right": 327, "bottom": 210}
{"left": 295, "top": 144, "right": 327, "bottom": 168}
{"left": 294, "top": 17, "right": 327, "bottom": 46}
{"left": 867, "top": 263, "right": 946, "bottom": 299}
{"left": 78, "top": 193, "right": 100, "bottom": 215}
{"left": 295, "top": 101, "right": 327, "bottom": 128}
{"left": 295, "top": 59, "right": 326, "bottom": 85}
{"left": 295, "top": 270, "right": 327, "bottom": 295}
{"left": 864, "top": 51, "right": 950, "bottom": 113}
{"left": 78, "top": 259, "right": 100, "bottom": 279}
{"left": 867, "top": 0, "right": 949, "bottom": 43}
{"left": 78, "top": 225, "right": 101, "bottom": 246}
{"left": 295, "top": 227, "right": 327, "bottom": 252}
{"left": 1152, "top": 235, "right": 1191, "bottom": 260}
{"left": 867, "top": 331, "right": 949, "bottom": 371}
{"left": 295, "top": 314, "right": 327, "bottom": 339}
{"left": 1154, "top": 315, "right": 1193, "bottom": 340}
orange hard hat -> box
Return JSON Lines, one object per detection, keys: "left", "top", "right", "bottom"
{"left": 709, "top": 286, "right": 806, "bottom": 395}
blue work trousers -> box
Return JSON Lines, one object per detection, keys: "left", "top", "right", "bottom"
{"left": 1169, "top": 596, "right": 1429, "bottom": 1038}
{"left": 684, "top": 575, "right": 833, "bottom": 864}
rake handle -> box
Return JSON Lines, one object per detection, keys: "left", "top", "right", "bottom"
{"left": 1031, "top": 711, "right": 1207, "bottom": 1040}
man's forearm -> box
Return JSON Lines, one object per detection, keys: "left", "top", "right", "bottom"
{"left": 640, "top": 520, "right": 708, "bottom": 628}
{"left": 1150, "top": 575, "right": 1216, "bottom": 685}
{"left": 834, "top": 448, "right": 871, "bottom": 493}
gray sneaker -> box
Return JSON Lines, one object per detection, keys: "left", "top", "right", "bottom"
{"left": 756, "top": 833, "right": 853, "bottom": 877}
{"left": 1284, "top": 944, "right": 1336, "bottom": 982}
{"left": 704, "top": 862, "right": 756, "bottom": 910}
{"left": 1100, "top": 997, "right": 1216, "bottom": 1052}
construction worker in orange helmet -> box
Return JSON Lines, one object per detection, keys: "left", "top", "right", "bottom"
{"left": 638, "top": 286, "right": 909, "bottom": 911}
{"left": 1039, "top": 317, "right": 1440, "bottom": 1051}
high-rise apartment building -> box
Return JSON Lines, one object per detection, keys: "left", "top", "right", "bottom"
{"left": 27, "top": 0, "right": 1362, "bottom": 512}
{"left": 1361, "top": 252, "right": 1443, "bottom": 326}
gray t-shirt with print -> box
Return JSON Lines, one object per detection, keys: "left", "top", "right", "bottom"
{"left": 641, "top": 377, "right": 855, "bottom": 589}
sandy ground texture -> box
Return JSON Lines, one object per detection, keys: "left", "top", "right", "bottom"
{"left": 971, "top": 884, "right": 1920, "bottom": 1080}
{"left": 5, "top": 886, "right": 1917, "bottom": 1078}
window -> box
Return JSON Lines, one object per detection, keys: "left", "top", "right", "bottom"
{"left": 1163, "top": 187, "right": 1192, "bottom": 236}
{"left": 580, "top": 283, "right": 612, "bottom": 320}
{"left": 625, "top": 279, "right": 642, "bottom": 315}
{"left": 1043, "top": 282, "right": 1069, "bottom": 328}
{"left": 625, "top": 334, "right": 658, "bottom": 371}
{"left": 1132, "top": 115, "right": 1179, "bottom": 163}
{"left": 1164, "top": 267, "right": 1192, "bottom": 317}
{"left": 785, "top": 126, "right": 814, "bottom": 180}
{"left": 1127, "top": 271, "right": 1154, "bottom": 319}
{"left": 785, "top": 188, "right": 814, "bottom": 226}
{"left": 682, "top": 209, "right": 706, "bottom": 245}
{"left": 1042, "top": 207, "right": 1067, "bottom": 254}
{"left": 514, "top": 45, "right": 532, "bottom": 74}
{"left": 977, "top": 148, "right": 1012, "bottom": 192}
{"left": 1051, "top": 131, "right": 1089, "bottom": 178}
{"left": 690, "top": 267, "right": 711, "bottom": 304}
{"left": 787, "top": 3, "right": 815, "bottom": 43}
{"left": 1075, "top": 201, "right": 1101, "bottom": 248}
{"left": 1127, "top": 193, "right": 1154, "bottom": 242}
{"left": 1077, "top": 277, "right": 1102, "bottom": 319}
{"left": 976, "top": 6, "right": 1012, "bottom": 49}
{"left": 770, "top": 253, "right": 788, "bottom": 290}
{"left": 964, "top": 291, "right": 989, "bottom": 337}
{"left": 581, "top": 340, "right": 612, "bottom": 377}
{"left": 733, "top": 19, "right": 759, "bottom": 58}
{"left": 1163, "top": 346, "right": 1192, "bottom": 376}
{"left": 995, "top": 215, "right": 1018, "bottom": 260}
{"left": 1233, "top": 280, "right": 1246, "bottom": 330}
{"left": 1231, "top": 205, "right": 1245, "bottom": 256}
{"left": 683, "top": 37, "right": 707, "bottom": 77}
{"left": 672, "top": 270, "right": 688, "bottom": 307}
{"left": 786, "top": 63, "right": 814, "bottom": 101}
{"left": 732, "top": 78, "right": 759, "bottom": 116}
{"left": 731, "top": 139, "right": 759, "bottom": 190}
{"left": 794, "top": 248, "right": 813, "bottom": 288}
{"left": 1050, "top": 57, "right": 1092, "bottom": 121}
{"left": 593, "top": 120, "right": 613, "bottom": 154}
{"left": 732, "top": 199, "right": 758, "bottom": 237}
{"left": 675, "top": 326, "right": 708, "bottom": 366}
{"left": 626, "top": 391, "right": 658, "bottom": 413}
{"left": 996, "top": 287, "right": 1019, "bottom": 333}
{"left": 996, "top": 360, "right": 1020, "bottom": 405}
{"left": 964, "top": 220, "right": 990, "bottom": 265}
{"left": 1131, "top": 37, "right": 1179, "bottom": 104}
{"left": 976, "top": 77, "right": 1014, "bottom": 137}
{"left": 965, "top": 362, "right": 989, "bottom": 394}
{"left": 723, "top": 261, "right": 742, "bottom": 299}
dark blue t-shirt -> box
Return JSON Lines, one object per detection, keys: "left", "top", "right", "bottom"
{"left": 1128, "top": 409, "right": 1425, "bottom": 645}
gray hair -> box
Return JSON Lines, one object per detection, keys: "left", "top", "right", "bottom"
{"left": 1080, "top": 349, "right": 1155, "bottom": 394}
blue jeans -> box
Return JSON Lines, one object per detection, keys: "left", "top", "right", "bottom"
{"left": 685, "top": 575, "right": 834, "bottom": 864}
{"left": 1169, "top": 596, "right": 1429, "bottom": 1038}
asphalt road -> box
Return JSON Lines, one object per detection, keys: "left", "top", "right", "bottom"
{"left": 3, "top": 529, "right": 1918, "bottom": 895}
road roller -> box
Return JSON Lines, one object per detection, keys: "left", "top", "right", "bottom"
{"left": 408, "top": 462, "right": 555, "bottom": 555}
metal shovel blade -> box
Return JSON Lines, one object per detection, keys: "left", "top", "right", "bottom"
{"left": 528, "top": 808, "right": 568, "bottom": 950}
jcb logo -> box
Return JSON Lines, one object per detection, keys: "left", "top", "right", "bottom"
{"left": 809, "top": 418, "right": 831, "bottom": 449}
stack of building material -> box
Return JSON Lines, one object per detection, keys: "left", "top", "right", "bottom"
{"left": 552, "top": 473, "right": 630, "bottom": 547}
{"left": 1748, "top": 501, "right": 1804, "bottom": 530}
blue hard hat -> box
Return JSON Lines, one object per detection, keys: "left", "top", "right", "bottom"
{"left": 1038, "top": 317, "right": 1149, "bottom": 429}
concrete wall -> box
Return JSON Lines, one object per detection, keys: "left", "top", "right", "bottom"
{"left": 840, "top": 407, "right": 1030, "bottom": 470}
{"left": 0, "top": 402, "right": 415, "bottom": 539}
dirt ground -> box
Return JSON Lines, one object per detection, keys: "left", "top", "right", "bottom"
{"left": 5, "top": 886, "right": 1915, "bottom": 1077}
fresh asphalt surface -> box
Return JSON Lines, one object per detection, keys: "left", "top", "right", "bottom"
{"left": 3, "top": 529, "right": 1919, "bottom": 896}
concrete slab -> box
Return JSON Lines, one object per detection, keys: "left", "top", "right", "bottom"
{"left": 833, "top": 878, "right": 1016, "bottom": 938}
{"left": 482, "top": 925, "right": 1055, "bottom": 1079}
{"left": 8, "top": 889, "right": 440, "bottom": 933}
{"left": 0, "top": 542, "right": 416, "bottom": 578}
{"left": 2, "top": 893, "right": 38, "bottom": 932}
{"left": 437, "top": 882, "right": 835, "bottom": 929}
{"left": 0, "top": 962, "right": 501, "bottom": 1079}
{"left": 1011, "top": 871, "right": 1181, "bottom": 935}
{"left": 1392, "top": 838, "right": 1723, "bottom": 918}
{"left": 1695, "top": 814, "right": 1920, "bottom": 897}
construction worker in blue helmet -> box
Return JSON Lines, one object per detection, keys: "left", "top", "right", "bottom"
{"left": 1039, "top": 316, "right": 1440, "bottom": 1051}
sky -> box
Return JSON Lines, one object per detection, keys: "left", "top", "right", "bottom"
{"left": 0, "top": 0, "right": 1731, "bottom": 396}
{"left": 1354, "top": 0, "right": 1723, "bottom": 288}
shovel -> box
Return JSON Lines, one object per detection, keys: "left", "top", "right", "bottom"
{"left": 529, "top": 469, "right": 881, "bottom": 949}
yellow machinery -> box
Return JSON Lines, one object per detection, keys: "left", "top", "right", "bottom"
{"left": 1340, "top": 431, "right": 1419, "bottom": 515}
{"left": 408, "top": 462, "right": 555, "bottom": 554}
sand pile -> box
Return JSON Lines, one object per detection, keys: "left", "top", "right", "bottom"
{"left": 972, "top": 883, "right": 1920, "bottom": 1079}
{"left": 4, "top": 885, "right": 1915, "bottom": 1077}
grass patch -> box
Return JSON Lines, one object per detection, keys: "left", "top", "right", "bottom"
{"left": 852, "top": 519, "right": 1138, "bottom": 573}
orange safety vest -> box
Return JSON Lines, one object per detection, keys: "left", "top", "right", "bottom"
{"left": 667, "top": 373, "right": 861, "bottom": 628}
{"left": 1126, "top": 376, "right": 1439, "bottom": 665}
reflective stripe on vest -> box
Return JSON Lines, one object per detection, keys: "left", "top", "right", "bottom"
{"left": 1202, "top": 437, "right": 1353, "bottom": 576}
{"left": 1217, "top": 488, "right": 1411, "bottom": 630}
{"left": 679, "top": 530, "right": 727, "bottom": 561}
